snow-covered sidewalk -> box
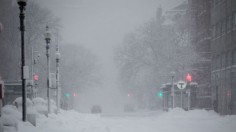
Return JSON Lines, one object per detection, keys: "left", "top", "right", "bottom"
{"left": 17, "top": 108, "right": 236, "bottom": 132}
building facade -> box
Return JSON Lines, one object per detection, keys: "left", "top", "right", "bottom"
{"left": 211, "top": 0, "right": 236, "bottom": 115}
{"left": 188, "top": 0, "right": 212, "bottom": 109}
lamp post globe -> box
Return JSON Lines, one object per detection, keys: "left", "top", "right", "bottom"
{"left": 44, "top": 26, "right": 51, "bottom": 43}
{"left": 56, "top": 52, "right": 61, "bottom": 60}
{"left": 17, "top": 0, "right": 27, "bottom": 7}
{"left": 170, "top": 71, "right": 175, "bottom": 77}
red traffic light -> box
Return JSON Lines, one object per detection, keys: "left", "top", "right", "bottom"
{"left": 227, "top": 91, "right": 231, "bottom": 96}
{"left": 186, "top": 73, "right": 192, "bottom": 82}
{"left": 127, "top": 93, "right": 131, "bottom": 97}
{"left": 73, "top": 93, "right": 77, "bottom": 97}
{"left": 34, "top": 74, "right": 39, "bottom": 81}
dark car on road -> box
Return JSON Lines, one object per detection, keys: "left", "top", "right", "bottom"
{"left": 91, "top": 105, "right": 102, "bottom": 113}
{"left": 124, "top": 104, "right": 134, "bottom": 112}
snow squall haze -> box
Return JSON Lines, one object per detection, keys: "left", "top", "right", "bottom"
{"left": 1, "top": 0, "right": 236, "bottom": 132}
{"left": 37, "top": 0, "right": 185, "bottom": 112}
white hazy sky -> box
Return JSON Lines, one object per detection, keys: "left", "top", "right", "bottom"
{"left": 38, "top": 0, "right": 183, "bottom": 86}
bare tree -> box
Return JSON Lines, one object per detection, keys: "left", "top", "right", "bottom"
{"left": 60, "top": 44, "right": 101, "bottom": 97}
{"left": 115, "top": 7, "right": 199, "bottom": 109}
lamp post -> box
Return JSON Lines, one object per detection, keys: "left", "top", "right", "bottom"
{"left": 44, "top": 26, "right": 51, "bottom": 114}
{"left": 171, "top": 71, "right": 175, "bottom": 109}
{"left": 16, "top": 0, "right": 28, "bottom": 122}
{"left": 55, "top": 45, "right": 61, "bottom": 113}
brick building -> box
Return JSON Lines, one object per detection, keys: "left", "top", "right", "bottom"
{"left": 188, "top": 0, "right": 212, "bottom": 109}
{"left": 211, "top": 0, "right": 236, "bottom": 115}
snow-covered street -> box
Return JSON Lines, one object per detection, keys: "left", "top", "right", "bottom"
{"left": 18, "top": 108, "right": 236, "bottom": 132}
{"left": 2, "top": 0, "right": 236, "bottom": 132}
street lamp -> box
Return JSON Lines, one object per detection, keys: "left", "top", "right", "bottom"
{"left": 44, "top": 26, "right": 51, "bottom": 115}
{"left": 55, "top": 49, "right": 61, "bottom": 113}
{"left": 16, "top": 0, "right": 28, "bottom": 122}
{"left": 170, "top": 71, "right": 175, "bottom": 109}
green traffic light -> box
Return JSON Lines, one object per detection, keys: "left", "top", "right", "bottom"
{"left": 65, "top": 93, "right": 70, "bottom": 98}
{"left": 158, "top": 91, "right": 163, "bottom": 97}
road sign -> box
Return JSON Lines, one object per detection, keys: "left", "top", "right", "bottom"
{"left": 177, "top": 80, "right": 187, "bottom": 90}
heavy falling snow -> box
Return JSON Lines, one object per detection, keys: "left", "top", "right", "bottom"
{"left": 1, "top": 0, "right": 236, "bottom": 132}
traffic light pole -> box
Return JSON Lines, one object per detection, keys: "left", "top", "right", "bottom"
{"left": 55, "top": 45, "right": 60, "bottom": 114}
{"left": 171, "top": 75, "right": 175, "bottom": 108}
{"left": 181, "top": 90, "right": 183, "bottom": 108}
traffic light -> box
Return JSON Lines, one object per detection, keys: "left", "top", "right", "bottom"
{"left": 227, "top": 91, "right": 232, "bottom": 96}
{"left": 65, "top": 93, "right": 70, "bottom": 98}
{"left": 186, "top": 73, "right": 192, "bottom": 82}
{"left": 33, "top": 74, "right": 39, "bottom": 81}
{"left": 73, "top": 92, "right": 77, "bottom": 97}
{"left": 157, "top": 91, "right": 163, "bottom": 98}
{"left": 127, "top": 93, "right": 131, "bottom": 97}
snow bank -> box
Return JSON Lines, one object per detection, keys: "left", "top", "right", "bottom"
{"left": 1, "top": 97, "right": 60, "bottom": 132}
{"left": 32, "top": 97, "right": 57, "bottom": 114}
{"left": 1, "top": 105, "right": 20, "bottom": 132}
{"left": 32, "top": 97, "right": 47, "bottom": 115}
{"left": 2, "top": 105, "right": 21, "bottom": 120}
{"left": 16, "top": 108, "right": 236, "bottom": 132}
{"left": 12, "top": 97, "right": 37, "bottom": 115}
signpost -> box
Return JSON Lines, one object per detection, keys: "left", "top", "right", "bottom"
{"left": 186, "top": 89, "right": 191, "bottom": 110}
{"left": 177, "top": 80, "right": 187, "bottom": 90}
{"left": 177, "top": 80, "right": 187, "bottom": 108}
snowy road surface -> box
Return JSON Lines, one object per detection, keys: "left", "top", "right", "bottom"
{"left": 18, "top": 108, "right": 236, "bottom": 132}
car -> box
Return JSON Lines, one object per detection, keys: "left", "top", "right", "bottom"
{"left": 91, "top": 105, "right": 102, "bottom": 113}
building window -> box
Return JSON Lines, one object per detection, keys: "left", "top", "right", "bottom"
{"left": 212, "top": 25, "right": 216, "bottom": 38}
{"left": 222, "top": 19, "right": 226, "bottom": 34}
{"left": 212, "top": 56, "right": 216, "bottom": 70}
{"left": 226, "top": 15, "right": 232, "bottom": 32}
{"left": 221, "top": 53, "right": 226, "bottom": 68}
{"left": 216, "top": 55, "right": 221, "bottom": 69}
{"left": 216, "top": 23, "right": 219, "bottom": 37}
{"left": 233, "top": 49, "right": 236, "bottom": 65}
{"left": 225, "top": 52, "right": 229, "bottom": 67}
{"left": 228, "top": 51, "right": 232, "bottom": 66}
{"left": 212, "top": 0, "right": 215, "bottom": 8}
{"left": 216, "top": 22, "right": 222, "bottom": 37}
{"left": 233, "top": 12, "right": 236, "bottom": 29}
